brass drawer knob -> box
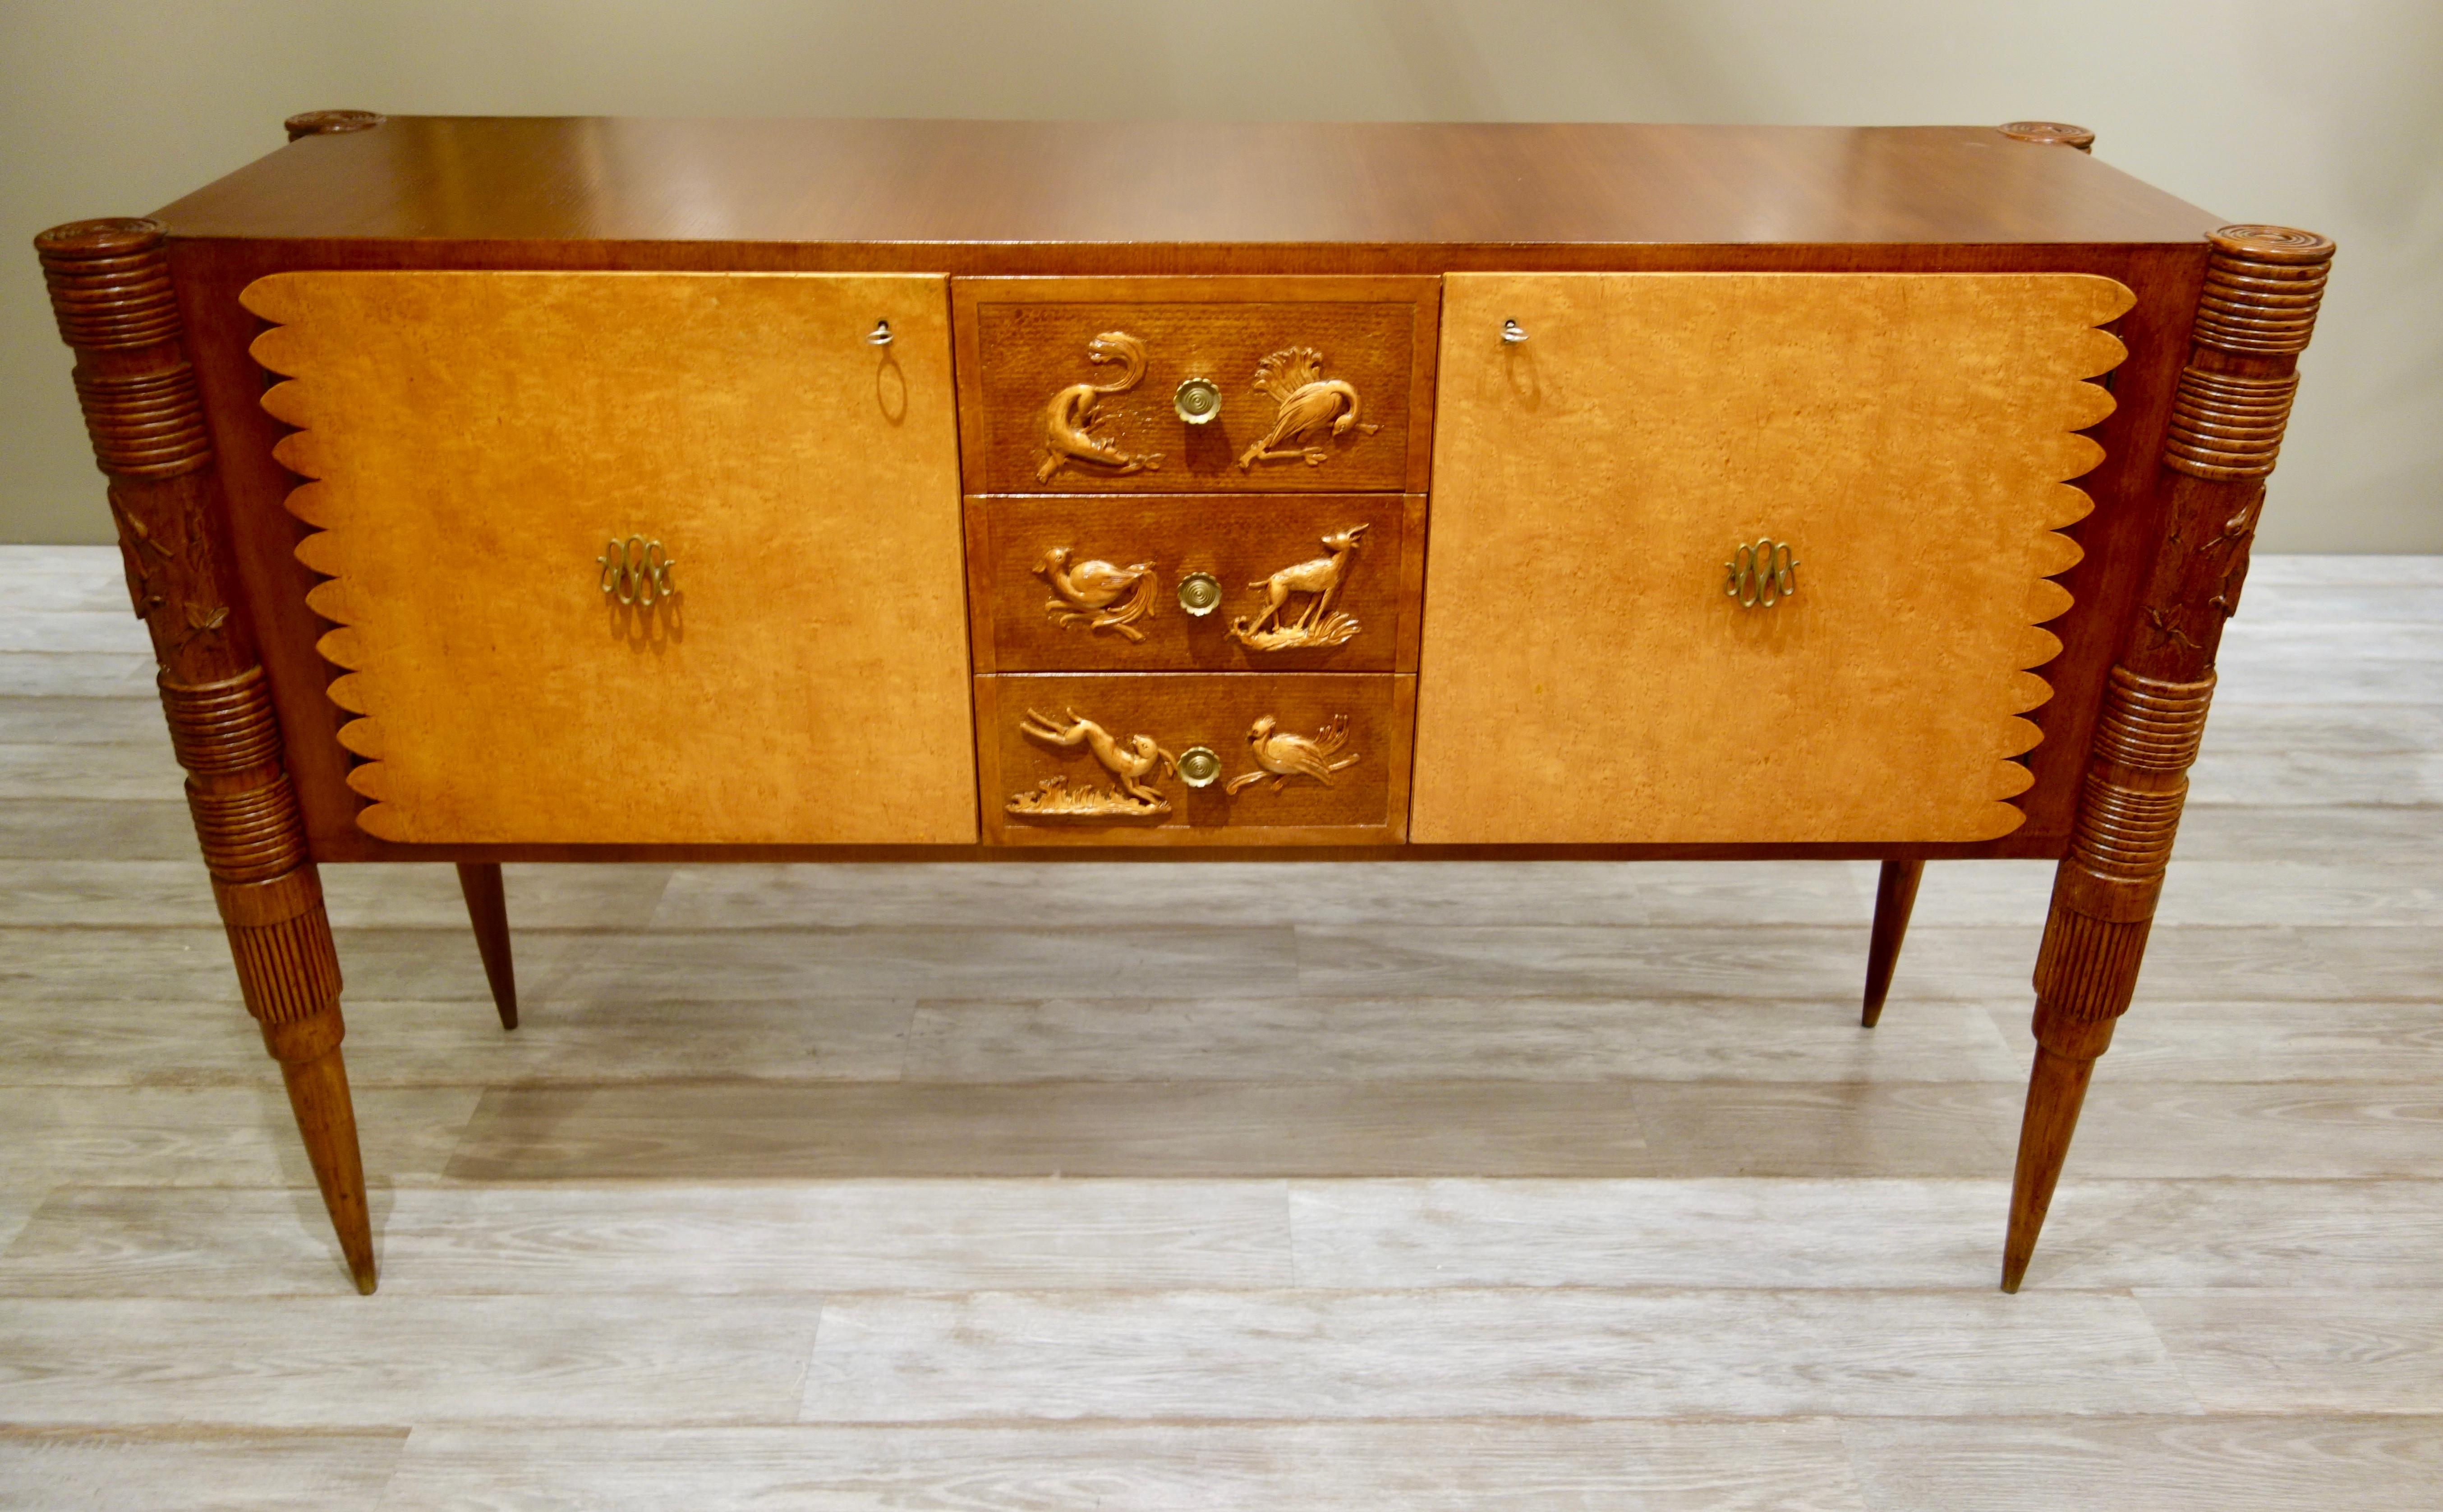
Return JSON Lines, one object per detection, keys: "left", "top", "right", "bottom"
{"left": 598, "top": 535, "right": 677, "bottom": 605}
{"left": 1725, "top": 538, "right": 1798, "bottom": 608}
{"left": 1176, "top": 746, "right": 1222, "bottom": 788}
{"left": 1174, "top": 377, "right": 1222, "bottom": 424}
{"left": 1177, "top": 571, "right": 1223, "bottom": 616}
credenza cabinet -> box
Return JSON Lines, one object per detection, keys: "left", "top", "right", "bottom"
{"left": 35, "top": 115, "right": 2331, "bottom": 1293}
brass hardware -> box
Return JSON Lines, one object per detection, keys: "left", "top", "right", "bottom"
{"left": 1177, "top": 746, "right": 1222, "bottom": 788}
{"left": 1238, "top": 347, "right": 1380, "bottom": 469}
{"left": 1724, "top": 538, "right": 1799, "bottom": 608}
{"left": 1228, "top": 712, "right": 1358, "bottom": 794}
{"left": 597, "top": 535, "right": 677, "bottom": 605}
{"left": 866, "top": 319, "right": 894, "bottom": 346}
{"left": 1036, "top": 547, "right": 1157, "bottom": 642}
{"left": 1177, "top": 571, "right": 1223, "bottom": 616}
{"left": 1229, "top": 524, "right": 1367, "bottom": 651}
{"left": 1010, "top": 708, "right": 1180, "bottom": 817}
{"left": 1174, "top": 377, "right": 1222, "bottom": 424}
{"left": 1039, "top": 331, "right": 1164, "bottom": 483}
{"left": 1502, "top": 319, "right": 1529, "bottom": 344}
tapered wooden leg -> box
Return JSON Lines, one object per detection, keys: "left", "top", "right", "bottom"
{"left": 1861, "top": 859, "right": 1923, "bottom": 1027}
{"left": 456, "top": 862, "right": 518, "bottom": 1030}
{"left": 1997, "top": 225, "right": 2333, "bottom": 1290}
{"left": 2003, "top": 1040, "right": 2100, "bottom": 1292}
{"left": 263, "top": 1009, "right": 377, "bottom": 1293}
{"left": 39, "top": 217, "right": 384, "bottom": 1294}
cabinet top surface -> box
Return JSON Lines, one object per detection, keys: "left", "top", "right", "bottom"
{"left": 155, "top": 117, "right": 2222, "bottom": 248}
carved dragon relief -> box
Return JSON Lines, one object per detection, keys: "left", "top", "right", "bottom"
{"left": 1227, "top": 712, "right": 1359, "bottom": 795}
{"left": 1008, "top": 708, "right": 1180, "bottom": 817}
{"left": 1035, "top": 547, "right": 1158, "bottom": 643}
{"left": 1237, "top": 347, "right": 1379, "bottom": 469}
{"left": 1037, "top": 331, "right": 1164, "bottom": 483}
{"left": 1229, "top": 524, "right": 1366, "bottom": 651}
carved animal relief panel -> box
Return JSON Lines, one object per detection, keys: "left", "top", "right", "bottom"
{"left": 1229, "top": 525, "right": 1369, "bottom": 651}
{"left": 960, "top": 284, "right": 1428, "bottom": 492}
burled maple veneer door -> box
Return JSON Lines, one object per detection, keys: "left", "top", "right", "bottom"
{"left": 245, "top": 272, "right": 976, "bottom": 845}
{"left": 1413, "top": 273, "right": 2132, "bottom": 844}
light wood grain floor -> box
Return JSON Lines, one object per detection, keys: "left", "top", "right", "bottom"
{"left": 2, "top": 544, "right": 2439, "bottom": 1509}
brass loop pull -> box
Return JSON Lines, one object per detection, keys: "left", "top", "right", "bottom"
{"left": 1725, "top": 538, "right": 1798, "bottom": 609}
{"left": 866, "top": 319, "right": 893, "bottom": 346}
{"left": 1176, "top": 746, "right": 1222, "bottom": 788}
{"left": 598, "top": 535, "right": 678, "bottom": 606}
{"left": 1501, "top": 319, "right": 1529, "bottom": 344}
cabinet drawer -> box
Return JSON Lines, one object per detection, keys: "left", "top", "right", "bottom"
{"left": 967, "top": 494, "right": 1422, "bottom": 673}
{"left": 979, "top": 674, "right": 1412, "bottom": 846}
{"left": 953, "top": 277, "right": 1437, "bottom": 494}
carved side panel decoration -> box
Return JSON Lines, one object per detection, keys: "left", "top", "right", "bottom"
{"left": 1036, "top": 331, "right": 1165, "bottom": 483}
{"left": 1236, "top": 348, "right": 1381, "bottom": 469}
{"left": 1414, "top": 271, "right": 2134, "bottom": 844}
{"left": 1230, "top": 525, "right": 1368, "bottom": 650}
{"left": 2034, "top": 226, "right": 2336, "bottom": 1045}
{"left": 1227, "top": 712, "right": 1358, "bottom": 794}
{"left": 1008, "top": 708, "right": 1178, "bottom": 817}
{"left": 245, "top": 270, "right": 978, "bottom": 845}
{"left": 1035, "top": 548, "right": 1158, "bottom": 642}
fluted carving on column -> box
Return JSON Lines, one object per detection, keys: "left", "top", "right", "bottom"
{"left": 35, "top": 216, "right": 375, "bottom": 1293}
{"left": 2006, "top": 224, "right": 2334, "bottom": 1292}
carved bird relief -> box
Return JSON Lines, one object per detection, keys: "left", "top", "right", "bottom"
{"left": 1038, "top": 331, "right": 1165, "bottom": 483}
{"left": 1226, "top": 712, "right": 1359, "bottom": 794}
{"left": 1008, "top": 708, "right": 1180, "bottom": 816}
{"left": 1035, "top": 546, "right": 1158, "bottom": 643}
{"left": 1228, "top": 524, "right": 1366, "bottom": 651}
{"left": 1236, "top": 347, "right": 1379, "bottom": 470}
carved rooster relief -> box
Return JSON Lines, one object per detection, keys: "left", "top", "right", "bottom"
{"left": 1229, "top": 524, "right": 1366, "bottom": 651}
{"left": 1226, "top": 712, "right": 1359, "bottom": 794}
{"left": 1237, "top": 347, "right": 1379, "bottom": 469}
{"left": 1008, "top": 708, "right": 1179, "bottom": 817}
{"left": 1035, "top": 546, "right": 1157, "bottom": 642}
{"left": 1038, "top": 331, "right": 1164, "bottom": 483}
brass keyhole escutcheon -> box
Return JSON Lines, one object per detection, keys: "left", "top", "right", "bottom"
{"left": 1177, "top": 746, "right": 1222, "bottom": 788}
{"left": 1724, "top": 538, "right": 1798, "bottom": 609}
{"left": 1174, "top": 377, "right": 1222, "bottom": 424}
{"left": 1178, "top": 571, "right": 1223, "bottom": 616}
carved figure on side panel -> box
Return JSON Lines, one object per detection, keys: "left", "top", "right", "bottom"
{"left": 1009, "top": 708, "right": 1179, "bottom": 816}
{"left": 1226, "top": 712, "right": 1358, "bottom": 794}
{"left": 1038, "top": 331, "right": 1164, "bottom": 483}
{"left": 1237, "top": 347, "right": 1379, "bottom": 469}
{"left": 1229, "top": 524, "right": 1366, "bottom": 651}
{"left": 1035, "top": 546, "right": 1158, "bottom": 643}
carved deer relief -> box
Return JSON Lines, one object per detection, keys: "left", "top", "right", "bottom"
{"left": 1226, "top": 712, "right": 1359, "bottom": 794}
{"left": 1035, "top": 546, "right": 1158, "bottom": 643}
{"left": 1008, "top": 708, "right": 1180, "bottom": 817}
{"left": 1038, "top": 331, "right": 1165, "bottom": 483}
{"left": 1228, "top": 524, "right": 1366, "bottom": 651}
{"left": 1237, "top": 347, "right": 1379, "bottom": 469}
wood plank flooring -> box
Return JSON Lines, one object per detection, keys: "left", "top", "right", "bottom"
{"left": 1, "top": 547, "right": 2438, "bottom": 1508}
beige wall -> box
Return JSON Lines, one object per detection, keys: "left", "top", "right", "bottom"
{"left": 5, "top": 0, "right": 2436, "bottom": 548}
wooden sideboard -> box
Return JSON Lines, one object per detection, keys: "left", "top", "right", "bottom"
{"left": 35, "top": 116, "right": 2332, "bottom": 1295}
